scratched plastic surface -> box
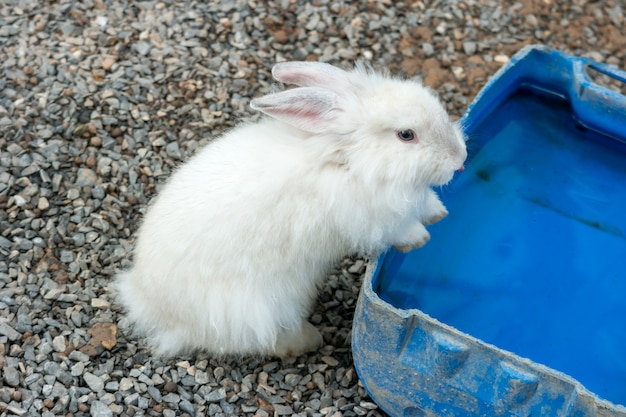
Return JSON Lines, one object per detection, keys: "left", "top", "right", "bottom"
{"left": 376, "top": 89, "right": 626, "bottom": 406}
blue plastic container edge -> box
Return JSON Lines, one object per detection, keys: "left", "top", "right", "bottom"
{"left": 461, "top": 44, "right": 626, "bottom": 142}
{"left": 353, "top": 254, "right": 626, "bottom": 416}
{"left": 352, "top": 45, "right": 626, "bottom": 416}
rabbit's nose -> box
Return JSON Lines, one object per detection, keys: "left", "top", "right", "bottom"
{"left": 457, "top": 165, "right": 465, "bottom": 172}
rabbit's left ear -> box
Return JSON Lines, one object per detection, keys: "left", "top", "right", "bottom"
{"left": 250, "top": 87, "right": 339, "bottom": 133}
{"left": 272, "top": 62, "right": 351, "bottom": 90}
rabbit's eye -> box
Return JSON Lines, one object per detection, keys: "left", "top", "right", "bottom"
{"left": 396, "top": 129, "right": 418, "bottom": 143}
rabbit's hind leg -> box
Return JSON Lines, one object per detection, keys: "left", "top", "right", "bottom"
{"left": 273, "top": 321, "right": 323, "bottom": 358}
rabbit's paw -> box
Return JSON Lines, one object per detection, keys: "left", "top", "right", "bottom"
{"left": 274, "top": 321, "right": 323, "bottom": 358}
{"left": 392, "top": 222, "right": 431, "bottom": 252}
{"left": 424, "top": 207, "right": 448, "bottom": 225}
{"left": 422, "top": 189, "right": 448, "bottom": 225}
{"left": 393, "top": 234, "right": 430, "bottom": 252}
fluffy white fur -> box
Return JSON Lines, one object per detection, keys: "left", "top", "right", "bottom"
{"left": 115, "top": 62, "right": 467, "bottom": 357}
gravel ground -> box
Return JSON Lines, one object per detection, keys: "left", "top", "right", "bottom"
{"left": 1, "top": 1, "right": 624, "bottom": 416}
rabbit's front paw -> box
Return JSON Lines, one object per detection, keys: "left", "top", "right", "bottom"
{"left": 421, "top": 189, "right": 448, "bottom": 225}
{"left": 424, "top": 207, "right": 448, "bottom": 225}
{"left": 393, "top": 233, "right": 430, "bottom": 252}
{"left": 274, "top": 321, "right": 323, "bottom": 358}
{"left": 392, "top": 222, "right": 431, "bottom": 252}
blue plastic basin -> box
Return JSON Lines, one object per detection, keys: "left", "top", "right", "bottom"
{"left": 352, "top": 45, "right": 626, "bottom": 416}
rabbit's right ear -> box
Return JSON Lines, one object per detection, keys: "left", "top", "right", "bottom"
{"left": 272, "top": 62, "right": 351, "bottom": 90}
{"left": 250, "top": 87, "right": 339, "bottom": 133}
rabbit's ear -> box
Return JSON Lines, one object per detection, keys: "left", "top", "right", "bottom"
{"left": 250, "top": 87, "right": 339, "bottom": 133}
{"left": 272, "top": 62, "right": 351, "bottom": 89}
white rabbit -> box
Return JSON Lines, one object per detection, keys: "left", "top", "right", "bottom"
{"left": 115, "top": 61, "right": 467, "bottom": 358}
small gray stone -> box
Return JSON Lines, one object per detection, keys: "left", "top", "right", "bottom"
{"left": 165, "top": 142, "right": 182, "bottom": 159}
{"left": 83, "top": 372, "right": 105, "bottom": 392}
{"left": 194, "top": 370, "right": 210, "bottom": 385}
{"left": 24, "top": 373, "right": 42, "bottom": 386}
{"left": 353, "top": 405, "right": 368, "bottom": 415}
{"left": 67, "top": 315, "right": 85, "bottom": 336}
{"left": 162, "top": 392, "right": 180, "bottom": 403}
{"left": 5, "top": 405, "right": 26, "bottom": 416}
{"left": 137, "top": 396, "right": 150, "bottom": 409}
{"left": 13, "top": 154, "right": 32, "bottom": 168}
{"left": 90, "top": 400, "right": 112, "bottom": 417}
{"left": 21, "top": 162, "right": 41, "bottom": 176}
{"left": 123, "top": 392, "right": 139, "bottom": 405}
{"left": 102, "top": 116, "right": 118, "bottom": 125}
{"left": 40, "top": 128, "right": 54, "bottom": 139}
{"left": 137, "top": 374, "right": 153, "bottom": 385}
{"left": 68, "top": 350, "right": 90, "bottom": 362}
{"left": 16, "top": 312, "right": 32, "bottom": 332}
{"left": 44, "top": 288, "right": 65, "bottom": 300}
{"left": 99, "top": 393, "right": 116, "bottom": 405}
{"left": 71, "top": 361, "right": 85, "bottom": 376}
{"left": 92, "top": 184, "right": 106, "bottom": 200}
{"left": 526, "top": 14, "right": 538, "bottom": 27}
{"left": 13, "top": 194, "right": 28, "bottom": 206}
{"left": 0, "top": 236, "right": 11, "bottom": 248}
{"left": 135, "top": 41, "right": 152, "bottom": 56}
{"left": 180, "top": 374, "right": 196, "bottom": 386}
{"left": 207, "top": 403, "right": 222, "bottom": 416}
{"left": 97, "top": 156, "right": 112, "bottom": 173}
{"left": 463, "top": 41, "right": 477, "bottom": 55}
{"left": 309, "top": 398, "right": 321, "bottom": 410}
{"left": 422, "top": 43, "right": 435, "bottom": 57}
{"left": 51, "top": 395, "right": 70, "bottom": 413}
{"left": 44, "top": 361, "right": 62, "bottom": 377}
{"left": 320, "top": 390, "right": 333, "bottom": 408}
{"left": 205, "top": 388, "right": 226, "bottom": 402}
{"left": 312, "top": 372, "right": 325, "bottom": 390}
{"left": 72, "top": 233, "right": 85, "bottom": 247}
{"left": 220, "top": 400, "right": 237, "bottom": 415}
{"left": 179, "top": 399, "right": 195, "bottom": 414}
{"left": 321, "top": 356, "right": 339, "bottom": 367}
{"left": 348, "top": 259, "right": 365, "bottom": 274}
{"left": 58, "top": 371, "right": 74, "bottom": 386}
{"left": 285, "top": 374, "right": 302, "bottom": 386}
{"left": 0, "top": 25, "right": 19, "bottom": 36}
{"left": 359, "top": 401, "right": 378, "bottom": 410}
{"left": 105, "top": 381, "right": 120, "bottom": 391}
{"left": 52, "top": 384, "right": 69, "bottom": 398}
{"left": 76, "top": 168, "right": 98, "bottom": 187}
{"left": 119, "top": 377, "right": 134, "bottom": 391}
{"left": 147, "top": 385, "right": 162, "bottom": 402}
{"left": 52, "top": 335, "right": 66, "bottom": 352}
{"left": 67, "top": 188, "right": 80, "bottom": 200}
{"left": 0, "top": 322, "right": 21, "bottom": 341}
{"left": 274, "top": 404, "right": 294, "bottom": 415}
{"left": 37, "top": 197, "right": 50, "bottom": 210}
{"left": 59, "top": 249, "right": 74, "bottom": 263}
{"left": 213, "top": 367, "right": 225, "bottom": 381}
{"left": 3, "top": 366, "right": 20, "bottom": 387}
